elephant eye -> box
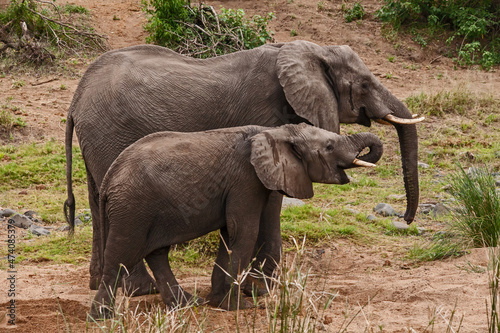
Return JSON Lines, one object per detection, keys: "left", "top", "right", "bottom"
{"left": 326, "top": 144, "right": 334, "bottom": 152}
{"left": 361, "top": 82, "right": 369, "bottom": 90}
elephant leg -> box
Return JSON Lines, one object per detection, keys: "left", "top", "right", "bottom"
{"left": 145, "top": 246, "right": 203, "bottom": 307}
{"left": 90, "top": 229, "right": 143, "bottom": 319}
{"left": 87, "top": 169, "right": 103, "bottom": 291}
{"left": 86, "top": 168, "right": 157, "bottom": 295}
{"left": 243, "top": 191, "right": 283, "bottom": 297}
{"left": 207, "top": 228, "right": 230, "bottom": 307}
{"left": 208, "top": 210, "right": 261, "bottom": 310}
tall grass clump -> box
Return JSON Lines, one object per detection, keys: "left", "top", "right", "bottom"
{"left": 141, "top": 0, "right": 274, "bottom": 58}
{"left": 448, "top": 165, "right": 500, "bottom": 248}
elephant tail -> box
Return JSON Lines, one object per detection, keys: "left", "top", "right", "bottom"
{"left": 64, "top": 114, "right": 76, "bottom": 237}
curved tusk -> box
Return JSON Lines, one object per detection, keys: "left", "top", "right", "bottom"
{"left": 412, "top": 114, "right": 419, "bottom": 118}
{"left": 374, "top": 118, "right": 392, "bottom": 126}
{"left": 384, "top": 114, "right": 425, "bottom": 124}
{"left": 352, "top": 158, "right": 376, "bottom": 168}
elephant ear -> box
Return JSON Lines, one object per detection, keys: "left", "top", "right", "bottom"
{"left": 277, "top": 40, "right": 340, "bottom": 133}
{"left": 250, "top": 127, "right": 313, "bottom": 199}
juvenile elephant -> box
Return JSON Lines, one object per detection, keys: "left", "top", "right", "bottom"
{"left": 65, "top": 40, "right": 422, "bottom": 295}
{"left": 90, "top": 124, "right": 383, "bottom": 317}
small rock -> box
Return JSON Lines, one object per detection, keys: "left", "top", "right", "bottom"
{"left": 392, "top": 221, "right": 409, "bottom": 230}
{"left": 417, "top": 227, "right": 426, "bottom": 235}
{"left": 18, "top": 190, "right": 28, "bottom": 195}
{"left": 374, "top": 203, "right": 398, "bottom": 217}
{"left": 418, "top": 161, "right": 430, "bottom": 169}
{"left": 344, "top": 207, "right": 360, "bottom": 215}
{"left": 57, "top": 225, "right": 70, "bottom": 232}
{"left": 9, "top": 214, "right": 32, "bottom": 229}
{"left": 282, "top": 197, "right": 305, "bottom": 209}
{"left": 74, "top": 218, "right": 84, "bottom": 226}
{"left": 467, "top": 167, "right": 480, "bottom": 176}
{"left": 0, "top": 208, "right": 17, "bottom": 217}
{"left": 29, "top": 224, "right": 50, "bottom": 236}
{"left": 432, "top": 203, "right": 450, "bottom": 218}
{"left": 366, "top": 214, "right": 377, "bottom": 221}
{"left": 23, "top": 210, "right": 38, "bottom": 218}
{"left": 419, "top": 203, "right": 435, "bottom": 215}
{"left": 387, "top": 194, "right": 406, "bottom": 201}
{"left": 76, "top": 213, "right": 92, "bottom": 223}
{"left": 35, "top": 184, "right": 47, "bottom": 190}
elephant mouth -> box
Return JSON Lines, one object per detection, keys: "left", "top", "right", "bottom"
{"left": 355, "top": 107, "right": 372, "bottom": 127}
{"left": 337, "top": 168, "right": 350, "bottom": 184}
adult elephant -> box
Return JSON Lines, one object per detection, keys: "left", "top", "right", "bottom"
{"left": 65, "top": 40, "right": 422, "bottom": 295}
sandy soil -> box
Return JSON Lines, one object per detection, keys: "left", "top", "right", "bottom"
{"left": 1, "top": 0, "right": 499, "bottom": 331}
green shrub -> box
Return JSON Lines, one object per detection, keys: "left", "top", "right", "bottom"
{"left": 343, "top": 2, "right": 365, "bottom": 23}
{"left": 141, "top": 0, "right": 274, "bottom": 58}
{"left": 448, "top": 166, "right": 500, "bottom": 247}
{"left": 376, "top": 0, "right": 500, "bottom": 69}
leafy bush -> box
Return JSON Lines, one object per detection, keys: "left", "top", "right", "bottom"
{"left": 141, "top": 0, "right": 274, "bottom": 58}
{"left": 448, "top": 166, "right": 500, "bottom": 247}
{"left": 343, "top": 2, "right": 365, "bottom": 23}
{"left": 0, "top": 0, "right": 108, "bottom": 64}
{"left": 376, "top": 0, "right": 500, "bottom": 69}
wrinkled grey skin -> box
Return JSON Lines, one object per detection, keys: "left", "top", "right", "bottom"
{"left": 65, "top": 40, "right": 418, "bottom": 296}
{"left": 89, "top": 124, "right": 383, "bottom": 317}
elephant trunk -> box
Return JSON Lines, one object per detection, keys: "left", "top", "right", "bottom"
{"left": 387, "top": 97, "right": 419, "bottom": 224}
{"left": 344, "top": 132, "right": 383, "bottom": 167}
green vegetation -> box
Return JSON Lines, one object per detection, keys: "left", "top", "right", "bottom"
{"left": 141, "top": 0, "right": 274, "bottom": 58}
{"left": 0, "top": 140, "right": 88, "bottom": 222}
{"left": 0, "top": 103, "right": 26, "bottom": 133}
{"left": 376, "top": 0, "right": 500, "bottom": 69}
{"left": 448, "top": 166, "right": 500, "bottom": 247}
{"left": 15, "top": 225, "right": 92, "bottom": 264}
{"left": 0, "top": 0, "right": 107, "bottom": 65}
{"left": 342, "top": 2, "right": 365, "bottom": 23}
{"left": 405, "top": 85, "right": 499, "bottom": 117}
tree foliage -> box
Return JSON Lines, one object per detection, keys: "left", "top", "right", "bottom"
{"left": 0, "top": 0, "right": 108, "bottom": 64}
{"left": 376, "top": 0, "right": 499, "bottom": 69}
{"left": 141, "top": 0, "right": 274, "bottom": 58}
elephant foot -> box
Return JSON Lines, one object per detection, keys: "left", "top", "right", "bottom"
{"left": 207, "top": 291, "right": 254, "bottom": 311}
{"left": 169, "top": 291, "right": 205, "bottom": 308}
{"left": 89, "top": 302, "right": 114, "bottom": 321}
{"left": 122, "top": 274, "right": 158, "bottom": 296}
{"left": 242, "top": 276, "right": 270, "bottom": 297}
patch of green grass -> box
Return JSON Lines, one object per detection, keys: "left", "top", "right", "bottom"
{"left": 63, "top": 3, "right": 89, "bottom": 15}
{"left": 281, "top": 205, "right": 359, "bottom": 242}
{"left": 0, "top": 105, "right": 26, "bottom": 133}
{"left": 407, "top": 238, "right": 464, "bottom": 262}
{"left": 14, "top": 225, "right": 92, "bottom": 265}
{"left": 383, "top": 220, "right": 421, "bottom": 236}
{"left": 405, "top": 85, "right": 499, "bottom": 117}
{"left": 0, "top": 140, "right": 88, "bottom": 222}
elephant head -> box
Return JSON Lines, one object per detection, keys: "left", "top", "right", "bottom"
{"left": 250, "top": 123, "right": 383, "bottom": 199}
{"left": 276, "top": 41, "right": 421, "bottom": 223}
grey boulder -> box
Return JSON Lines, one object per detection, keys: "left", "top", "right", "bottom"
{"left": 8, "top": 214, "right": 33, "bottom": 229}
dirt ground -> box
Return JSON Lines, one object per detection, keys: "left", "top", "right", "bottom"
{"left": 1, "top": 0, "right": 499, "bottom": 331}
